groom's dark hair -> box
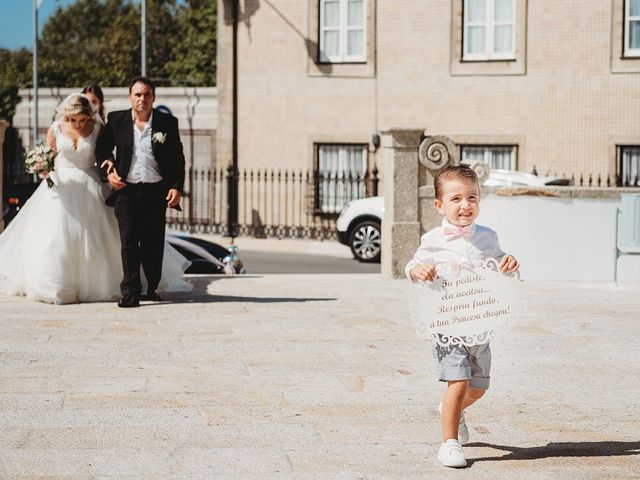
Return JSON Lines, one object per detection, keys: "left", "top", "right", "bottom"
{"left": 129, "top": 76, "right": 156, "bottom": 94}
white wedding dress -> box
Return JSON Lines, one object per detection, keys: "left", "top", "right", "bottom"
{"left": 0, "top": 120, "right": 192, "bottom": 304}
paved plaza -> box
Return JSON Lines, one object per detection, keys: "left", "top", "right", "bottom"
{"left": 0, "top": 274, "right": 639, "bottom": 479}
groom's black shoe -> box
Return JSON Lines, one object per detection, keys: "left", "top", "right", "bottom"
{"left": 118, "top": 295, "right": 140, "bottom": 308}
{"left": 141, "top": 291, "right": 163, "bottom": 302}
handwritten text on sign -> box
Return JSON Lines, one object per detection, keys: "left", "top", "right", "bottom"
{"left": 413, "top": 259, "right": 519, "bottom": 346}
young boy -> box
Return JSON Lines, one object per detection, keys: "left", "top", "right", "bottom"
{"left": 405, "top": 165, "right": 519, "bottom": 468}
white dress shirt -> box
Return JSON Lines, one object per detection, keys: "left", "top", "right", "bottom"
{"left": 126, "top": 111, "right": 162, "bottom": 184}
{"left": 405, "top": 218, "right": 506, "bottom": 282}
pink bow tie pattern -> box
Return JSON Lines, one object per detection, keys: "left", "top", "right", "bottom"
{"left": 443, "top": 225, "right": 473, "bottom": 241}
{"left": 449, "top": 257, "right": 474, "bottom": 276}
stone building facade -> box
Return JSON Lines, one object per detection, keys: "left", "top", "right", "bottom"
{"left": 216, "top": 0, "right": 640, "bottom": 187}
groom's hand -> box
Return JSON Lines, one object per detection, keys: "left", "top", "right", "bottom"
{"left": 107, "top": 170, "right": 126, "bottom": 191}
{"left": 166, "top": 189, "right": 181, "bottom": 207}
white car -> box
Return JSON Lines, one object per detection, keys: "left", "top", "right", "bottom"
{"left": 336, "top": 196, "right": 384, "bottom": 263}
{"left": 336, "top": 169, "right": 569, "bottom": 263}
{"left": 482, "top": 169, "right": 570, "bottom": 187}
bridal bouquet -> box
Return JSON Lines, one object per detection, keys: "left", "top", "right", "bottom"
{"left": 25, "top": 143, "right": 56, "bottom": 188}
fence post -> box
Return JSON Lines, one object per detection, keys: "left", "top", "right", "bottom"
{"left": 371, "top": 164, "right": 379, "bottom": 196}
{"left": 188, "top": 166, "right": 194, "bottom": 229}
{"left": 226, "top": 163, "right": 238, "bottom": 237}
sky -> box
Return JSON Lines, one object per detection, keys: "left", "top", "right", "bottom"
{"left": 0, "top": 0, "right": 79, "bottom": 50}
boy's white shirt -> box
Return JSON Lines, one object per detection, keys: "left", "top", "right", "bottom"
{"left": 405, "top": 218, "right": 506, "bottom": 282}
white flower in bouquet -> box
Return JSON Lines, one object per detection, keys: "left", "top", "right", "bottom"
{"left": 25, "top": 143, "right": 57, "bottom": 188}
{"left": 152, "top": 132, "right": 166, "bottom": 144}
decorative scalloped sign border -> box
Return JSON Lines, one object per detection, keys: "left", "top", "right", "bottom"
{"left": 409, "top": 258, "right": 522, "bottom": 347}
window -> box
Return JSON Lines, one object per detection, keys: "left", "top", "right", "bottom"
{"left": 463, "top": 0, "right": 515, "bottom": 61}
{"left": 620, "top": 146, "right": 640, "bottom": 186}
{"left": 461, "top": 145, "right": 516, "bottom": 170}
{"left": 319, "top": 0, "right": 367, "bottom": 63}
{"left": 625, "top": 0, "right": 640, "bottom": 56}
{"left": 317, "top": 144, "right": 367, "bottom": 213}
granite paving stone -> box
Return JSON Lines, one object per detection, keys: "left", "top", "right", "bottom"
{"left": 0, "top": 274, "right": 638, "bottom": 478}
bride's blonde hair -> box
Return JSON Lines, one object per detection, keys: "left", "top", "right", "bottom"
{"left": 56, "top": 93, "right": 95, "bottom": 119}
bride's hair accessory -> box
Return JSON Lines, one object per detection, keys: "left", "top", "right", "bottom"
{"left": 56, "top": 93, "right": 95, "bottom": 119}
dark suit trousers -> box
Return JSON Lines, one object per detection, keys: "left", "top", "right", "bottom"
{"left": 114, "top": 182, "right": 167, "bottom": 296}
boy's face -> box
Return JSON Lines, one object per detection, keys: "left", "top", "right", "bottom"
{"left": 434, "top": 179, "right": 480, "bottom": 227}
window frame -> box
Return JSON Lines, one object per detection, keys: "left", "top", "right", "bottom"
{"left": 460, "top": 144, "right": 517, "bottom": 170}
{"left": 319, "top": 0, "right": 367, "bottom": 64}
{"left": 624, "top": 0, "right": 640, "bottom": 57}
{"left": 451, "top": 0, "right": 527, "bottom": 76}
{"left": 463, "top": 0, "right": 516, "bottom": 61}
{"left": 618, "top": 145, "right": 640, "bottom": 186}
{"left": 315, "top": 143, "right": 369, "bottom": 214}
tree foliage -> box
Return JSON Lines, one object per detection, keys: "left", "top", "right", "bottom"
{"left": 37, "top": 0, "right": 216, "bottom": 88}
{"left": 0, "top": 49, "right": 32, "bottom": 122}
{"left": 166, "top": 0, "right": 217, "bottom": 86}
{"left": 39, "top": 0, "right": 140, "bottom": 87}
{"left": 0, "top": 0, "right": 216, "bottom": 121}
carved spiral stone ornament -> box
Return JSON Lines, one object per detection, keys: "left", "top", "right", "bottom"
{"left": 467, "top": 160, "right": 491, "bottom": 184}
{"left": 418, "top": 135, "right": 458, "bottom": 172}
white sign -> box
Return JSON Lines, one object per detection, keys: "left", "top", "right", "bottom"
{"left": 409, "top": 258, "right": 521, "bottom": 347}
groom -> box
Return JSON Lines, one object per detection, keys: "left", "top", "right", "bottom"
{"left": 96, "top": 76, "right": 185, "bottom": 308}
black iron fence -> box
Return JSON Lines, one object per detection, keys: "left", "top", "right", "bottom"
{"left": 167, "top": 166, "right": 380, "bottom": 239}
{"left": 541, "top": 171, "right": 638, "bottom": 187}
{"left": 2, "top": 160, "right": 379, "bottom": 239}
{"left": 3, "top": 161, "right": 33, "bottom": 186}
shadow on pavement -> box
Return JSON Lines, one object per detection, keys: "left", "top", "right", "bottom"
{"left": 152, "top": 275, "right": 337, "bottom": 304}
{"left": 170, "top": 295, "right": 337, "bottom": 303}
{"left": 467, "top": 441, "right": 640, "bottom": 465}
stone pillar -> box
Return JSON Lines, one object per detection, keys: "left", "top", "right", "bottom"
{"left": 380, "top": 131, "right": 461, "bottom": 278}
{"left": 380, "top": 128, "right": 423, "bottom": 278}
{"left": 0, "top": 120, "right": 8, "bottom": 233}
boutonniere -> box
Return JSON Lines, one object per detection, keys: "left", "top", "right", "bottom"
{"left": 152, "top": 132, "right": 167, "bottom": 144}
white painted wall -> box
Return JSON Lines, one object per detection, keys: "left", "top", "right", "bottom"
{"left": 14, "top": 87, "right": 217, "bottom": 135}
{"left": 11, "top": 87, "right": 218, "bottom": 169}
{"left": 478, "top": 194, "right": 640, "bottom": 283}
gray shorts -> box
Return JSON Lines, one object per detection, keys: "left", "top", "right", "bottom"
{"left": 432, "top": 342, "right": 491, "bottom": 390}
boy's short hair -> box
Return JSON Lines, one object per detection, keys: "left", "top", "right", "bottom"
{"left": 434, "top": 165, "right": 479, "bottom": 199}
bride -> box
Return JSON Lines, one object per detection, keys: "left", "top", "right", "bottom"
{"left": 0, "top": 93, "right": 191, "bottom": 304}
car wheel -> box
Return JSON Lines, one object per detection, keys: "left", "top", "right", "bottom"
{"left": 349, "top": 220, "right": 381, "bottom": 263}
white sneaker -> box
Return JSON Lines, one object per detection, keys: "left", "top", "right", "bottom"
{"left": 438, "top": 402, "right": 470, "bottom": 444}
{"left": 437, "top": 439, "right": 467, "bottom": 468}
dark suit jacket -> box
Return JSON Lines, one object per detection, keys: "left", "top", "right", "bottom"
{"left": 95, "top": 108, "right": 185, "bottom": 208}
